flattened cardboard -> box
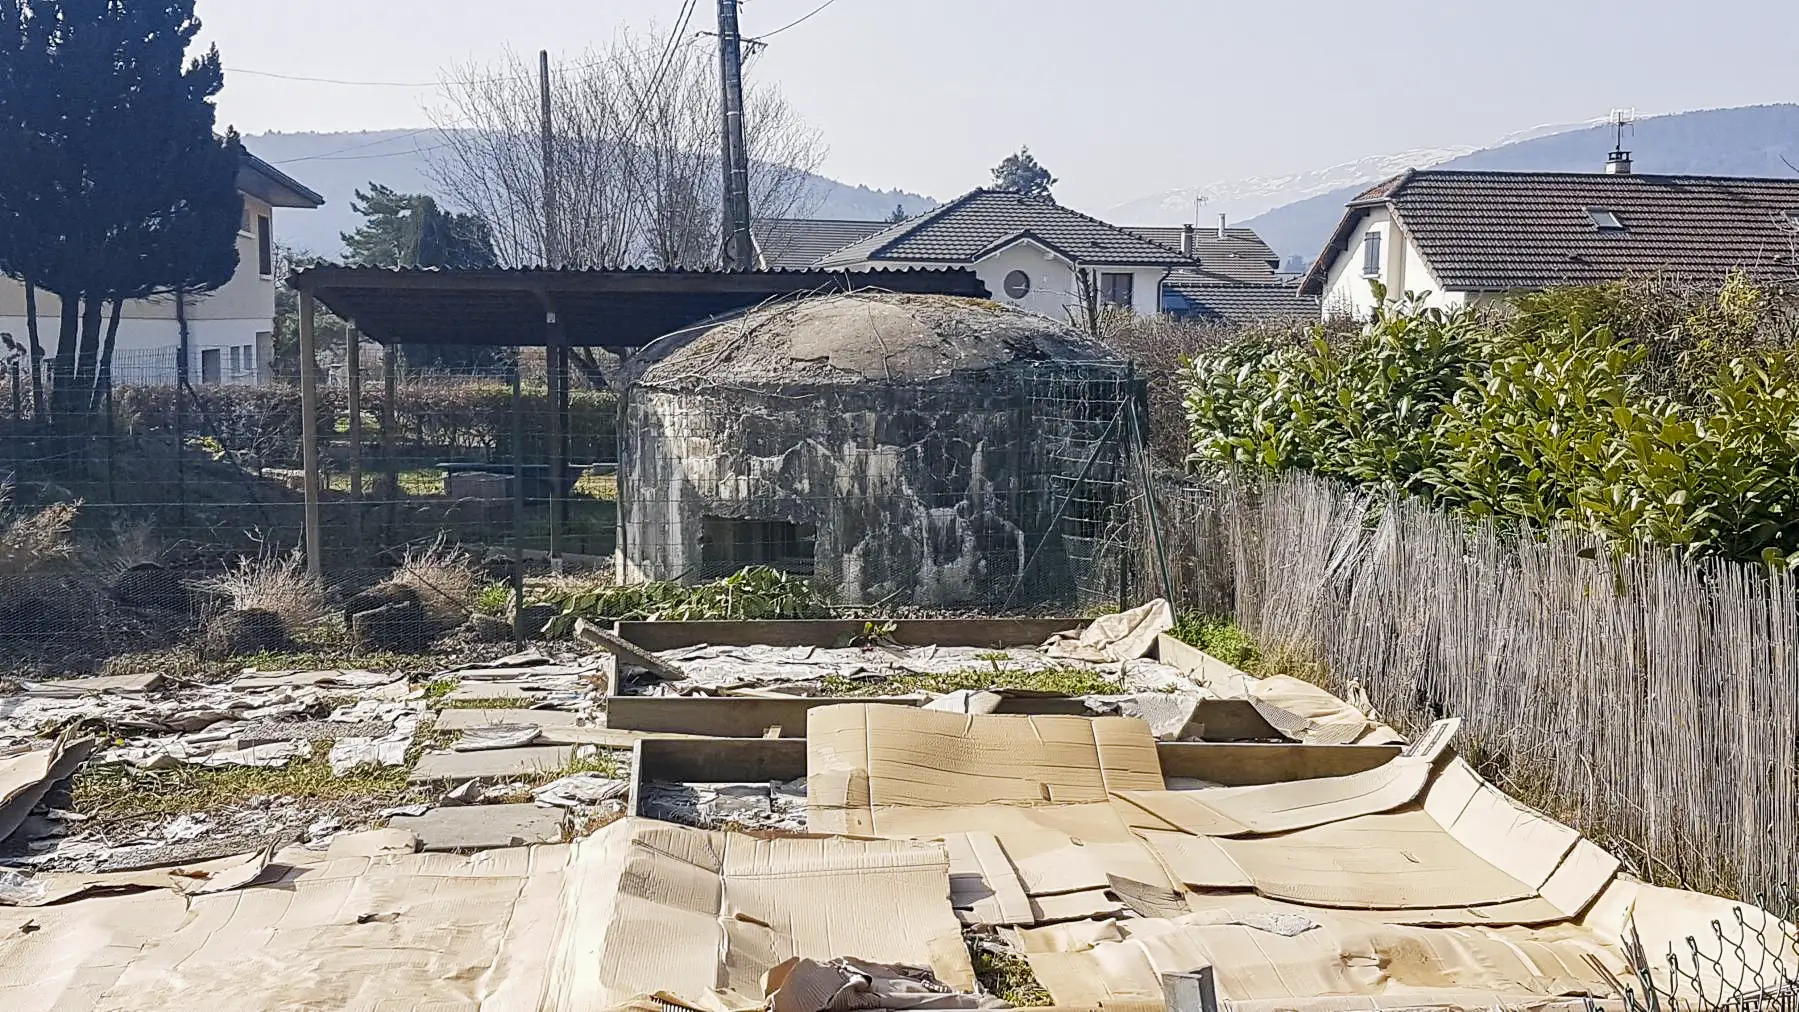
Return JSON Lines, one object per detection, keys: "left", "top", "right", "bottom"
{"left": 1136, "top": 830, "right": 1253, "bottom": 890}
{"left": 806, "top": 704, "right": 1163, "bottom": 835}
{"left": 558, "top": 819, "right": 974, "bottom": 1007}
{"left": 1111, "top": 747, "right": 1437, "bottom": 838}
{"left": 1215, "top": 808, "right": 1540, "bottom": 909}
{"left": 1024, "top": 912, "right": 1627, "bottom": 1010}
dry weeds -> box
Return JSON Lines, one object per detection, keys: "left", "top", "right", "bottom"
{"left": 203, "top": 549, "right": 326, "bottom": 630}
{"left": 391, "top": 535, "right": 483, "bottom": 631}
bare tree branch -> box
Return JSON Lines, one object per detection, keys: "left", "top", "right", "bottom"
{"left": 426, "top": 30, "right": 826, "bottom": 271}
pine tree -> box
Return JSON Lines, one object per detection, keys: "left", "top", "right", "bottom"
{"left": 0, "top": 0, "right": 243, "bottom": 420}
{"left": 343, "top": 183, "right": 497, "bottom": 270}
{"left": 342, "top": 183, "right": 498, "bottom": 368}
{"left": 885, "top": 203, "right": 909, "bottom": 224}
{"left": 990, "top": 147, "right": 1057, "bottom": 202}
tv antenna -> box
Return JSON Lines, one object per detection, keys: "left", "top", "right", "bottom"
{"left": 1609, "top": 108, "right": 1636, "bottom": 150}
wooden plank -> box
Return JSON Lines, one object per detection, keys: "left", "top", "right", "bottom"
{"left": 629, "top": 738, "right": 808, "bottom": 817}
{"left": 1156, "top": 742, "right": 1402, "bottom": 787}
{"left": 605, "top": 695, "right": 1271, "bottom": 740}
{"left": 613, "top": 618, "right": 1081, "bottom": 652}
{"left": 626, "top": 737, "right": 1403, "bottom": 816}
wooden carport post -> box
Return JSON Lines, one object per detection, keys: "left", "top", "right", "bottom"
{"left": 346, "top": 324, "right": 363, "bottom": 554}
{"left": 298, "top": 289, "right": 323, "bottom": 580}
{"left": 382, "top": 344, "right": 398, "bottom": 540}
{"left": 539, "top": 293, "right": 568, "bottom": 570}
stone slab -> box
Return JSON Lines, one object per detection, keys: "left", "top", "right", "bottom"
{"left": 434, "top": 708, "right": 585, "bottom": 731}
{"left": 387, "top": 803, "right": 566, "bottom": 851}
{"left": 442, "top": 681, "right": 577, "bottom": 704}
{"left": 407, "top": 745, "right": 574, "bottom": 784}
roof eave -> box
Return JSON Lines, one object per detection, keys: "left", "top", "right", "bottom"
{"left": 238, "top": 153, "right": 325, "bottom": 209}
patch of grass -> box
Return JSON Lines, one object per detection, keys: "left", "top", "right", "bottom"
{"left": 573, "top": 472, "right": 617, "bottom": 501}
{"left": 474, "top": 582, "right": 513, "bottom": 617}
{"left": 440, "top": 696, "right": 537, "bottom": 710}
{"left": 971, "top": 945, "right": 1052, "bottom": 1007}
{"left": 72, "top": 743, "right": 420, "bottom": 821}
{"left": 821, "top": 666, "right": 1123, "bottom": 697}
{"left": 237, "top": 646, "right": 441, "bottom": 676}
{"left": 1169, "top": 614, "right": 1261, "bottom": 671}
{"left": 422, "top": 678, "right": 459, "bottom": 704}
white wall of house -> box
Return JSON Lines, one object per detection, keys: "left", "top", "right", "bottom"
{"left": 1318, "top": 207, "right": 1477, "bottom": 319}
{"left": 0, "top": 193, "right": 281, "bottom": 386}
{"left": 936, "top": 241, "right": 1165, "bottom": 323}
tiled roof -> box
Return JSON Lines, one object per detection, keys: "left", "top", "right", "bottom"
{"left": 1125, "top": 226, "right": 1280, "bottom": 282}
{"left": 752, "top": 219, "right": 889, "bottom": 270}
{"left": 1162, "top": 271, "right": 1320, "bottom": 324}
{"left": 1302, "top": 170, "right": 1799, "bottom": 295}
{"left": 814, "top": 189, "right": 1196, "bottom": 268}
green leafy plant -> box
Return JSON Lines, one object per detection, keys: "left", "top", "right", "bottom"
{"left": 1186, "top": 277, "right": 1799, "bottom": 564}
{"left": 538, "top": 566, "right": 829, "bottom": 637}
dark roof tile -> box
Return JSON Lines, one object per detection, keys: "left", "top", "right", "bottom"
{"left": 1303, "top": 170, "right": 1799, "bottom": 294}
{"left": 814, "top": 189, "right": 1195, "bottom": 268}
{"left": 1162, "top": 272, "right": 1320, "bottom": 324}
{"left": 752, "top": 219, "right": 891, "bottom": 270}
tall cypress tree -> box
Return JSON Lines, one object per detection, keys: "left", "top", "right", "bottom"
{"left": 0, "top": 0, "right": 241, "bottom": 421}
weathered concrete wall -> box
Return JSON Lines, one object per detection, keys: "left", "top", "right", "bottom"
{"left": 621, "top": 371, "right": 1130, "bottom": 607}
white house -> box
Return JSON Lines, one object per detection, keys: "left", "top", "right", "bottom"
{"left": 0, "top": 150, "right": 324, "bottom": 386}
{"left": 754, "top": 189, "right": 1193, "bottom": 320}
{"left": 1302, "top": 160, "right": 1799, "bottom": 319}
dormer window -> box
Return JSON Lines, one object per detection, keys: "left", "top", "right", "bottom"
{"left": 1586, "top": 208, "right": 1625, "bottom": 231}
{"left": 1782, "top": 210, "right": 1799, "bottom": 230}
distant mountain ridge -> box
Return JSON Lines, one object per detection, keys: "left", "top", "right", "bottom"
{"left": 247, "top": 129, "right": 938, "bottom": 258}
{"left": 1237, "top": 105, "right": 1799, "bottom": 266}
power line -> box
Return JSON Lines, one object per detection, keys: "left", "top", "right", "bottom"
{"left": 225, "top": 59, "right": 610, "bottom": 90}
{"left": 750, "top": 0, "right": 842, "bottom": 41}
{"left": 272, "top": 127, "right": 441, "bottom": 165}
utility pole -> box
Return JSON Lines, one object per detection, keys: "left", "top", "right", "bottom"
{"left": 716, "top": 0, "right": 754, "bottom": 270}
{"left": 539, "top": 50, "right": 559, "bottom": 268}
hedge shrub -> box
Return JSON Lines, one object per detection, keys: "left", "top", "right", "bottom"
{"left": 1186, "top": 277, "right": 1799, "bottom": 563}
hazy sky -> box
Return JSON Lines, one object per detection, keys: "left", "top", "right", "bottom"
{"left": 195, "top": 0, "right": 1799, "bottom": 209}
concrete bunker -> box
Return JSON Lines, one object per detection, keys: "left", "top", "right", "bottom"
{"left": 619, "top": 292, "right": 1140, "bottom": 606}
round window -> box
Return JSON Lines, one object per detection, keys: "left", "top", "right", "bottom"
{"left": 1003, "top": 270, "right": 1031, "bottom": 299}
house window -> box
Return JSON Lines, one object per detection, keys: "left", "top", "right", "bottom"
{"left": 200, "top": 348, "right": 221, "bottom": 385}
{"left": 229, "top": 346, "right": 241, "bottom": 376}
{"left": 256, "top": 215, "right": 273, "bottom": 276}
{"left": 1361, "top": 232, "right": 1382, "bottom": 277}
{"left": 241, "top": 344, "right": 255, "bottom": 376}
{"left": 1003, "top": 270, "right": 1031, "bottom": 299}
{"left": 1099, "top": 272, "right": 1134, "bottom": 308}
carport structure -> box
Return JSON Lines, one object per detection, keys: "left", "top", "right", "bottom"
{"left": 285, "top": 266, "right": 989, "bottom": 616}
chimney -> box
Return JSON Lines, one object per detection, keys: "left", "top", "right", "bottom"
{"left": 1217, "top": 213, "right": 1228, "bottom": 240}
{"left": 1180, "top": 223, "right": 1195, "bottom": 257}
{"left": 1605, "top": 149, "right": 1633, "bottom": 174}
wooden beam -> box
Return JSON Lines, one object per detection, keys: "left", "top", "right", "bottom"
{"left": 611, "top": 618, "right": 1084, "bottom": 651}
{"left": 298, "top": 290, "right": 322, "bottom": 579}
{"left": 346, "top": 323, "right": 363, "bottom": 551}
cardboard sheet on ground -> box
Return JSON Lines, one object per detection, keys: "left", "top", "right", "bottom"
{"left": 1111, "top": 718, "right": 1458, "bottom": 838}
{"left": 806, "top": 704, "right": 1172, "bottom": 925}
{"left": 806, "top": 704, "right": 1164, "bottom": 835}
{"left": 545, "top": 819, "right": 973, "bottom": 1008}
{"left": 0, "top": 819, "right": 972, "bottom": 1012}
{"left": 0, "top": 736, "right": 94, "bottom": 844}
{"left": 1022, "top": 907, "right": 1629, "bottom": 1012}
{"left": 1041, "top": 598, "right": 1174, "bottom": 664}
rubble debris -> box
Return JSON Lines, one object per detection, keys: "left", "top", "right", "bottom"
{"left": 435, "top": 707, "right": 583, "bottom": 730}
{"left": 350, "top": 598, "right": 430, "bottom": 653}
{"left": 531, "top": 773, "right": 627, "bottom": 809}
{"left": 637, "top": 778, "right": 808, "bottom": 833}
{"left": 764, "top": 956, "right": 1011, "bottom": 1011}
{"left": 451, "top": 724, "right": 542, "bottom": 752}
{"left": 387, "top": 803, "right": 566, "bottom": 852}
{"left": 199, "top": 607, "right": 289, "bottom": 660}
{"left": 109, "top": 562, "right": 189, "bottom": 612}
